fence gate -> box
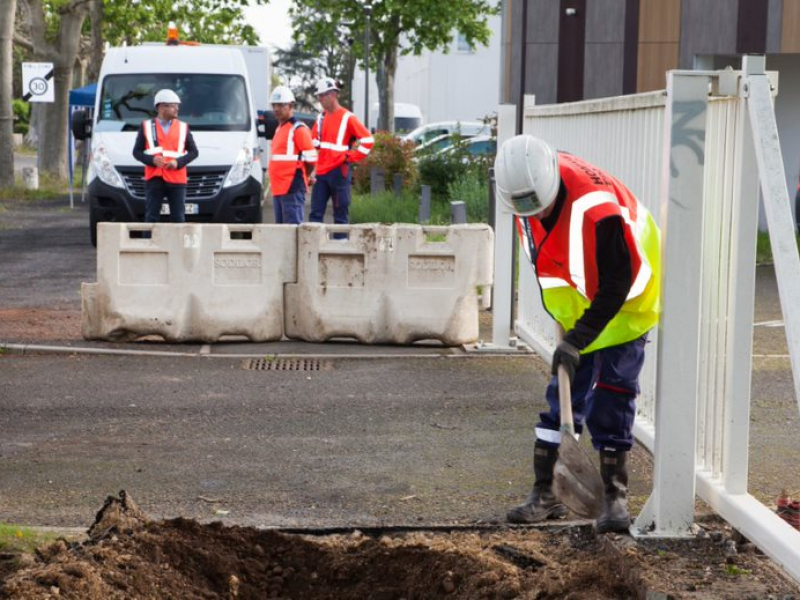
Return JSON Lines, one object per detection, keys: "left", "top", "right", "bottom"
{"left": 493, "top": 55, "right": 800, "bottom": 582}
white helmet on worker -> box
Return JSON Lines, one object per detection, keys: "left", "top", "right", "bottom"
{"left": 270, "top": 85, "right": 295, "bottom": 104}
{"left": 315, "top": 77, "right": 340, "bottom": 95}
{"left": 153, "top": 89, "right": 181, "bottom": 107}
{"left": 494, "top": 134, "right": 560, "bottom": 217}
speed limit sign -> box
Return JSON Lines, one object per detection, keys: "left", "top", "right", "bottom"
{"left": 22, "top": 62, "right": 55, "bottom": 103}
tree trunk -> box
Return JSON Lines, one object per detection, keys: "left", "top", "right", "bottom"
{"left": 32, "top": 0, "right": 89, "bottom": 179}
{"left": 377, "top": 42, "right": 397, "bottom": 134}
{"left": 0, "top": 0, "right": 17, "bottom": 188}
{"left": 87, "top": 0, "right": 103, "bottom": 83}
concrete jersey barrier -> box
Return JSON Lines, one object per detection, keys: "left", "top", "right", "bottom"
{"left": 284, "top": 223, "right": 494, "bottom": 346}
{"left": 82, "top": 223, "right": 297, "bottom": 342}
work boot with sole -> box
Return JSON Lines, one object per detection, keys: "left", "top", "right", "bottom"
{"left": 596, "top": 449, "right": 630, "bottom": 534}
{"left": 507, "top": 443, "right": 568, "bottom": 523}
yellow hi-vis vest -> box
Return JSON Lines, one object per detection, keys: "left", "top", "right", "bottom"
{"left": 517, "top": 152, "right": 661, "bottom": 353}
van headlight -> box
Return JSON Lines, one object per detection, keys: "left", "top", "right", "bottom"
{"left": 224, "top": 144, "right": 254, "bottom": 187}
{"left": 91, "top": 144, "right": 124, "bottom": 188}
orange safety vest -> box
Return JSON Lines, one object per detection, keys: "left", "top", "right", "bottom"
{"left": 517, "top": 152, "right": 661, "bottom": 352}
{"left": 311, "top": 107, "right": 373, "bottom": 175}
{"left": 142, "top": 118, "right": 189, "bottom": 184}
{"left": 268, "top": 119, "right": 317, "bottom": 196}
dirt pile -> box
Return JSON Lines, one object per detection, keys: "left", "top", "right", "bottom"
{"left": 2, "top": 492, "right": 800, "bottom": 599}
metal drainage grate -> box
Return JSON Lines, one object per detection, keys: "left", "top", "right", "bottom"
{"left": 242, "top": 358, "right": 333, "bottom": 371}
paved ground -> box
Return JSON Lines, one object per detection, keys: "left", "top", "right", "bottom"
{"left": 0, "top": 195, "right": 798, "bottom": 533}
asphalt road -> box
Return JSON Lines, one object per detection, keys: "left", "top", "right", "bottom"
{"left": 0, "top": 195, "right": 798, "bottom": 530}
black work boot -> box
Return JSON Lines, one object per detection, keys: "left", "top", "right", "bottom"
{"left": 507, "top": 443, "right": 568, "bottom": 523}
{"left": 596, "top": 449, "right": 630, "bottom": 534}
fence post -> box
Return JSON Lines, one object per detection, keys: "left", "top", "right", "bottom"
{"left": 370, "top": 167, "right": 385, "bottom": 195}
{"left": 450, "top": 201, "right": 467, "bottom": 224}
{"left": 633, "top": 70, "right": 710, "bottom": 538}
{"left": 419, "top": 185, "right": 431, "bottom": 223}
{"left": 393, "top": 173, "right": 403, "bottom": 197}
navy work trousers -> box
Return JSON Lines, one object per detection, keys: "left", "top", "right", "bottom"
{"left": 535, "top": 335, "right": 648, "bottom": 452}
{"left": 144, "top": 177, "right": 186, "bottom": 223}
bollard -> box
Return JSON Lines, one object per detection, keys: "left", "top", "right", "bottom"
{"left": 487, "top": 167, "right": 496, "bottom": 231}
{"left": 22, "top": 167, "right": 39, "bottom": 190}
{"left": 393, "top": 172, "right": 403, "bottom": 197}
{"left": 419, "top": 185, "right": 431, "bottom": 223}
{"left": 370, "top": 167, "right": 386, "bottom": 195}
{"left": 451, "top": 200, "right": 467, "bottom": 224}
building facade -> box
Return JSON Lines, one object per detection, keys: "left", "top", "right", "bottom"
{"left": 501, "top": 0, "right": 800, "bottom": 204}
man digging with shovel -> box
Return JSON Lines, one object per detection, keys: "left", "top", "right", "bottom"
{"left": 495, "top": 135, "right": 661, "bottom": 534}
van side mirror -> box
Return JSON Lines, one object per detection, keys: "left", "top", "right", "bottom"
{"left": 258, "top": 110, "right": 278, "bottom": 140}
{"left": 71, "top": 109, "right": 92, "bottom": 140}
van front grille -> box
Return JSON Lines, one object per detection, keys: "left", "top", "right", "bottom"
{"left": 117, "top": 167, "right": 229, "bottom": 200}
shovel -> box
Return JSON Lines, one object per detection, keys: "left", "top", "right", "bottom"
{"left": 551, "top": 345, "right": 604, "bottom": 519}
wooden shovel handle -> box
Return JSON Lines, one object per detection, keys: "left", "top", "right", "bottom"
{"left": 555, "top": 324, "right": 576, "bottom": 438}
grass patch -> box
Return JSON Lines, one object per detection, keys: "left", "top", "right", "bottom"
{"left": 755, "top": 231, "right": 800, "bottom": 265}
{"left": 0, "top": 523, "right": 63, "bottom": 554}
{"left": 0, "top": 172, "right": 76, "bottom": 202}
{"left": 350, "top": 191, "right": 450, "bottom": 225}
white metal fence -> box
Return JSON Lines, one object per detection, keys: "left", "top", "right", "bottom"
{"left": 494, "top": 56, "right": 800, "bottom": 582}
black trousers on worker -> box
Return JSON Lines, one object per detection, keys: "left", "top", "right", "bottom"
{"left": 144, "top": 177, "right": 186, "bottom": 223}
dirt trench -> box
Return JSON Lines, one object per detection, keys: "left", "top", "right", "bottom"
{"left": 3, "top": 492, "right": 800, "bottom": 600}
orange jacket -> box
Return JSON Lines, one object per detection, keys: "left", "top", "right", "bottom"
{"left": 311, "top": 107, "right": 373, "bottom": 175}
{"left": 142, "top": 119, "right": 189, "bottom": 184}
{"left": 268, "top": 118, "right": 317, "bottom": 196}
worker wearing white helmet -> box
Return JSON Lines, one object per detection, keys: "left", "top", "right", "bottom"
{"left": 132, "top": 88, "right": 199, "bottom": 223}
{"left": 309, "top": 78, "right": 373, "bottom": 230}
{"left": 496, "top": 135, "right": 661, "bottom": 534}
{"left": 267, "top": 85, "right": 317, "bottom": 224}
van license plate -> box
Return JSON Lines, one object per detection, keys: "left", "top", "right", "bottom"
{"left": 161, "top": 203, "right": 199, "bottom": 215}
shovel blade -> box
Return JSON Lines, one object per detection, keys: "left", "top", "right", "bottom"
{"left": 552, "top": 435, "right": 604, "bottom": 519}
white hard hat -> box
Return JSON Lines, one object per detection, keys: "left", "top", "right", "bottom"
{"left": 494, "top": 135, "right": 560, "bottom": 217}
{"left": 154, "top": 89, "right": 181, "bottom": 107}
{"left": 270, "top": 86, "right": 295, "bottom": 104}
{"left": 315, "top": 78, "right": 340, "bottom": 95}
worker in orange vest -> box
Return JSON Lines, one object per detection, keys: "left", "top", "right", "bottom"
{"left": 268, "top": 86, "right": 317, "bottom": 224}
{"left": 132, "top": 89, "right": 199, "bottom": 223}
{"left": 309, "top": 78, "right": 373, "bottom": 226}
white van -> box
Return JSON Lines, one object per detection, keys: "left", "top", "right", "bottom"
{"left": 73, "top": 44, "right": 270, "bottom": 246}
{"left": 369, "top": 102, "right": 423, "bottom": 134}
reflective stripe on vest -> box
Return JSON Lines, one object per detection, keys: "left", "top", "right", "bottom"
{"left": 143, "top": 119, "right": 187, "bottom": 158}
{"left": 568, "top": 191, "right": 653, "bottom": 302}
{"left": 272, "top": 121, "right": 317, "bottom": 162}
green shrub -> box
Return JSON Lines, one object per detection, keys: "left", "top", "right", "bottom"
{"left": 417, "top": 136, "right": 492, "bottom": 202}
{"left": 12, "top": 99, "right": 30, "bottom": 135}
{"left": 353, "top": 132, "right": 418, "bottom": 194}
{"left": 448, "top": 169, "right": 489, "bottom": 223}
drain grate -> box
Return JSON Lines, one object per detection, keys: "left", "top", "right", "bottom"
{"left": 242, "top": 358, "right": 333, "bottom": 371}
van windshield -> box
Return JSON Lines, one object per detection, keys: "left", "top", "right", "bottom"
{"left": 96, "top": 74, "right": 250, "bottom": 132}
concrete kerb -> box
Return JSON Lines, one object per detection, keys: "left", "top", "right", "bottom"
{"left": 0, "top": 341, "right": 532, "bottom": 360}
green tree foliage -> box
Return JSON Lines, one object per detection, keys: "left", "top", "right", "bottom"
{"left": 289, "top": 0, "right": 499, "bottom": 132}
{"left": 274, "top": 13, "right": 356, "bottom": 111}
{"left": 102, "top": 0, "right": 265, "bottom": 47}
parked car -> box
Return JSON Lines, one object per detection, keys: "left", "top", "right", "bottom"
{"left": 403, "top": 121, "right": 490, "bottom": 146}
{"left": 443, "top": 134, "right": 496, "bottom": 158}
{"left": 413, "top": 132, "right": 472, "bottom": 157}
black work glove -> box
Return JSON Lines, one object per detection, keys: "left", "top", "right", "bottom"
{"left": 552, "top": 339, "right": 581, "bottom": 384}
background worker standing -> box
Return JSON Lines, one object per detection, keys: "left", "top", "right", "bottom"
{"left": 494, "top": 135, "right": 661, "bottom": 534}
{"left": 268, "top": 86, "right": 317, "bottom": 224}
{"left": 132, "top": 89, "right": 199, "bottom": 223}
{"left": 309, "top": 78, "right": 373, "bottom": 226}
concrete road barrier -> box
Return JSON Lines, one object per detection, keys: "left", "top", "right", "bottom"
{"left": 284, "top": 223, "right": 494, "bottom": 346}
{"left": 82, "top": 223, "right": 296, "bottom": 342}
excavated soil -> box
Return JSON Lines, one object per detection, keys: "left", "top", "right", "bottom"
{"left": 2, "top": 493, "right": 799, "bottom": 600}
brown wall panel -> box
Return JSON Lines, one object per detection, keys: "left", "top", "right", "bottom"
{"left": 637, "top": 42, "right": 679, "bottom": 93}
{"left": 782, "top": 0, "right": 800, "bottom": 52}
{"left": 639, "top": 0, "right": 680, "bottom": 43}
